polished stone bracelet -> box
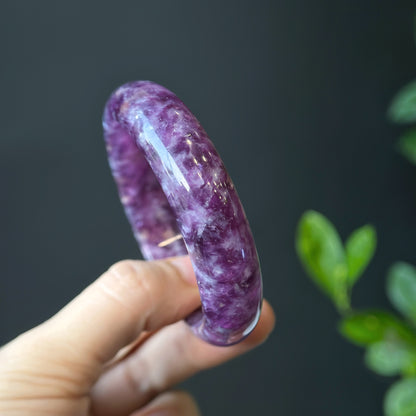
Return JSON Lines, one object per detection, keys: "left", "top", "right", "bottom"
{"left": 103, "top": 81, "right": 262, "bottom": 346}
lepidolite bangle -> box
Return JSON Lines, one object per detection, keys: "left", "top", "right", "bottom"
{"left": 103, "top": 81, "right": 262, "bottom": 346}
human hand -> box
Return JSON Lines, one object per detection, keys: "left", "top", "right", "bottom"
{"left": 0, "top": 256, "right": 275, "bottom": 416}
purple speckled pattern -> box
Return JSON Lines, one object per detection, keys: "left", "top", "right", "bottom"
{"left": 103, "top": 81, "right": 262, "bottom": 345}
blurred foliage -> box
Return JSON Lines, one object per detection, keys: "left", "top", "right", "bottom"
{"left": 296, "top": 211, "right": 375, "bottom": 312}
{"left": 385, "top": 378, "right": 416, "bottom": 416}
{"left": 397, "top": 129, "right": 416, "bottom": 165}
{"left": 296, "top": 21, "right": 416, "bottom": 416}
{"left": 389, "top": 79, "right": 416, "bottom": 166}
{"left": 296, "top": 212, "right": 416, "bottom": 415}
{"left": 345, "top": 225, "right": 376, "bottom": 287}
{"left": 388, "top": 263, "right": 416, "bottom": 325}
{"left": 365, "top": 340, "right": 416, "bottom": 377}
{"left": 389, "top": 80, "right": 416, "bottom": 124}
{"left": 295, "top": 17, "right": 416, "bottom": 415}
{"left": 296, "top": 211, "right": 349, "bottom": 312}
{"left": 339, "top": 310, "right": 416, "bottom": 348}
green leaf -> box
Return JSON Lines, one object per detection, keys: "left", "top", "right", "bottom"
{"left": 397, "top": 129, "right": 416, "bottom": 165}
{"left": 388, "top": 80, "right": 416, "bottom": 124}
{"left": 339, "top": 310, "right": 416, "bottom": 347}
{"left": 387, "top": 262, "right": 416, "bottom": 325}
{"left": 296, "top": 211, "right": 349, "bottom": 311}
{"left": 384, "top": 377, "right": 416, "bottom": 416}
{"left": 365, "top": 340, "right": 416, "bottom": 377}
{"left": 345, "top": 225, "right": 376, "bottom": 287}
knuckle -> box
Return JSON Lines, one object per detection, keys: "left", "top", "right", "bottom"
{"left": 155, "top": 259, "right": 182, "bottom": 280}
{"left": 102, "top": 260, "right": 155, "bottom": 311}
{"left": 122, "top": 354, "right": 154, "bottom": 397}
{"left": 108, "top": 259, "right": 141, "bottom": 281}
{"left": 108, "top": 260, "right": 147, "bottom": 292}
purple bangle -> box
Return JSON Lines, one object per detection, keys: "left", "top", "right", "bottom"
{"left": 103, "top": 81, "right": 262, "bottom": 346}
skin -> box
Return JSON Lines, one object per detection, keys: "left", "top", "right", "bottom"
{"left": 0, "top": 256, "right": 275, "bottom": 416}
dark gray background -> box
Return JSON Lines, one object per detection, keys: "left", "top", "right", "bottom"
{"left": 1, "top": 1, "right": 416, "bottom": 414}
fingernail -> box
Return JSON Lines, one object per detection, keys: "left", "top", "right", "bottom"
{"left": 167, "top": 255, "right": 198, "bottom": 286}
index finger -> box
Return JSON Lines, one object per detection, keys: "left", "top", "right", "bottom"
{"left": 41, "top": 257, "right": 200, "bottom": 374}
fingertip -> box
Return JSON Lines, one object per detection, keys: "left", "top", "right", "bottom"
{"left": 187, "top": 299, "right": 275, "bottom": 368}
{"left": 230, "top": 299, "right": 275, "bottom": 352}
{"left": 252, "top": 299, "right": 276, "bottom": 344}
